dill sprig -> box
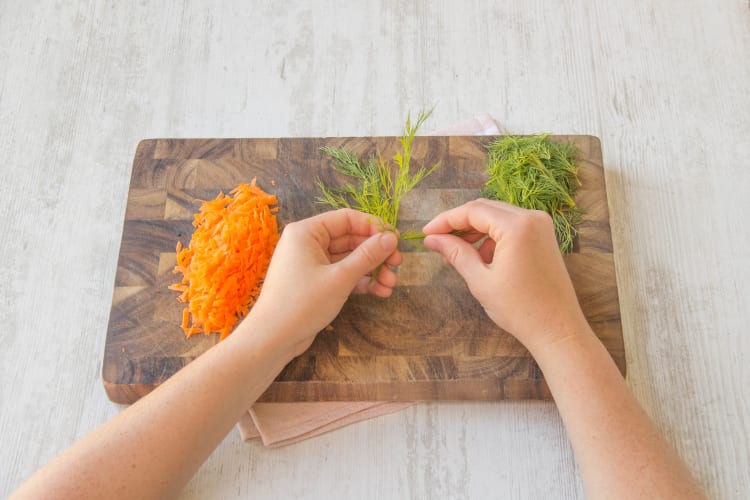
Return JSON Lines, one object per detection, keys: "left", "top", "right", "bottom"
{"left": 483, "top": 134, "right": 582, "bottom": 253}
{"left": 317, "top": 110, "right": 440, "bottom": 233}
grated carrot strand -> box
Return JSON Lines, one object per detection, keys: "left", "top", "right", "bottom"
{"left": 170, "top": 179, "right": 279, "bottom": 339}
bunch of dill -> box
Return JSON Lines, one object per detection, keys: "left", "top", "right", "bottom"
{"left": 483, "top": 134, "right": 581, "bottom": 253}
{"left": 317, "top": 110, "right": 439, "bottom": 240}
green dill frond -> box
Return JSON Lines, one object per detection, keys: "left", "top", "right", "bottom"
{"left": 319, "top": 146, "right": 367, "bottom": 178}
{"left": 317, "top": 110, "right": 440, "bottom": 237}
{"left": 484, "top": 134, "right": 582, "bottom": 253}
{"left": 399, "top": 230, "right": 427, "bottom": 241}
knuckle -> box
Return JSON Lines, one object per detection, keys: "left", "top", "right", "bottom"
{"left": 447, "top": 245, "right": 462, "bottom": 266}
{"left": 282, "top": 220, "right": 302, "bottom": 234}
{"left": 511, "top": 210, "right": 550, "bottom": 240}
{"left": 281, "top": 221, "right": 308, "bottom": 243}
{"left": 531, "top": 209, "right": 553, "bottom": 226}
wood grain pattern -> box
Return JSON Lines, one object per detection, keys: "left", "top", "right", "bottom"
{"left": 103, "top": 135, "right": 624, "bottom": 403}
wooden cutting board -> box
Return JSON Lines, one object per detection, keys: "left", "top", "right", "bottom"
{"left": 103, "top": 135, "right": 625, "bottom": 404}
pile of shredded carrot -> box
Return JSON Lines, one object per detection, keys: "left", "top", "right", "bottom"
{"left": 169, "top": 179, "right": 280, "bottom": 339}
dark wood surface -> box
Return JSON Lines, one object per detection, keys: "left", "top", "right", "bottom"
{"left": 103, "top": 135, "right": 625, "bottom": 404}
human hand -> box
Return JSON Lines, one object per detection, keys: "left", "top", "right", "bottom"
{"left": 242, "top": 208, "right": 402, "bottom": 358}
{"left": 422, "top": 199, "right": 589, "bottom": 355}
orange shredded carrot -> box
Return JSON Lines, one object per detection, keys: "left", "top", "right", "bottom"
{"left": 169, "top": 179, "right": 280, "bottom": 340}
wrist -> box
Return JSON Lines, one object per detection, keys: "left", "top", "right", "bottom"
{"left": 232, "top": 310, "right": 298, "bottom": 367}
{"left": 525, "top": 315, "right": 599, "bottom": 364}
{"left": 530, "top": 321, "right": 604, "bottom": 373}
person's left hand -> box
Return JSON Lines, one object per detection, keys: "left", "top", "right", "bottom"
{"left": 242, "top": 208, "right": 402, "bottom": 357}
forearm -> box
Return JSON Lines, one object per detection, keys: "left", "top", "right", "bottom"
{"left": 12, "top": 318, "right": 293, "bottom": 499}
{"left": 534, "top": 327, "right": 705, "bottom": 499}
{"left": 13, "top": 208, "right": 400, "bottom": 499}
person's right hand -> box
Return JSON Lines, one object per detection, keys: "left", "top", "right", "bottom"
{"left": 422, "top": 199, "right": 590, "bottom": 355}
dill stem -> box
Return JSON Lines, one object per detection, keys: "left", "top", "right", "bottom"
{"left": 399, "top": 229, "right": 478, "bottom": 241}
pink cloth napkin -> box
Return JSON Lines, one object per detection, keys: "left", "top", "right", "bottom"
{"left": 238, "top": 114, "right": 505, "bottom": 447}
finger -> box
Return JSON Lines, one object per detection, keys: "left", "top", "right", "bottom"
{"left": 335, "top": 231, "right": 399, "bottom": 284}
{"left": 422, "top": 198, "right": 514, "bottom": 234}
{"left": 329, "top": 246, "right": 402, "bottom": 267}
{"left": 351, "top": 276, "right": 370, "bottom": 294}
{"left": 328, "top": 234, "right": 370, "bottom": 255}
{"left": 329, "top": 252, "right": 351, "bottom": 264}
{"left": 352, "top": 275, "right": 395, "bottom": 297}
{"left": 384, "top": 249, "right": 403, "bottom": 267}
{"left": 422, "top": 199, "right": 516, "bottom": 242}
{"left": 310, "top": 208, "right": 388, "bottom": 242}
{"left": 373, "top": 264, "right": 398, "bottom": 288}
{"left": 473, "top": 197, "right": 527, "bottom": 214}
{"left": 459, "top": 231, "right": 487, "bottom": 244}
{"left": 369, "top": 281, "right": 394, "bottom": 298}
{"left": 329, "top": 234, "right": 403, "bottom": 262}
{"left": 423, "top": 233, "right": 487, "bottom": 279}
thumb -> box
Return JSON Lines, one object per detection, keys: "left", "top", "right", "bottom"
{"left": 337, "top": 231, "right": 398, "bottom": 280}
{"left": 423, "top": 234, "right": 486, "bottom": 281}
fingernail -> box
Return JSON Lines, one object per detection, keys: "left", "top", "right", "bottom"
{"left": 380, "top": 232, "right": 398, "bottom": 251}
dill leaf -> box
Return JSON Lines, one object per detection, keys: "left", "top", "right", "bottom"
{"left": 483, "top": 134, "right": 582, "bottom": 253}
{"left": 317, "top": 109, "right": 439, "bottom": 235}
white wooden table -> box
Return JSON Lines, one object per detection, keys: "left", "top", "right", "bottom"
{"left": 1, "top": 1, "right": 748, "bottom": 498}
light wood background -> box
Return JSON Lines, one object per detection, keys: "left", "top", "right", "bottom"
{"left": 1, "top": 1, "right": 748, "bottom": 498}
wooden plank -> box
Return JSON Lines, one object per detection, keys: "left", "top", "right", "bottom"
{"left": 103, "top": 135, "right": 624, "bottom": 403}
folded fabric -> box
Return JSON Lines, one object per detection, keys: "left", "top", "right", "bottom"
{"left": 238, "top": 113, "right": 505, "bottom": 447}
{"left": 239, "top": 402, "right": 414, "bottom": 447}
{"left": 424, "top": 113, "right": 506, "bottom": 136}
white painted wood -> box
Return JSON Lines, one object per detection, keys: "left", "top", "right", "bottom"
{"left": 1, "top": 0, "right": 748, "bottom": 498}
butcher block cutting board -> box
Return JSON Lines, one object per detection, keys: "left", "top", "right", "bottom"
{"left": 103, "top": 135, "right": 624, "bottom": 404}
